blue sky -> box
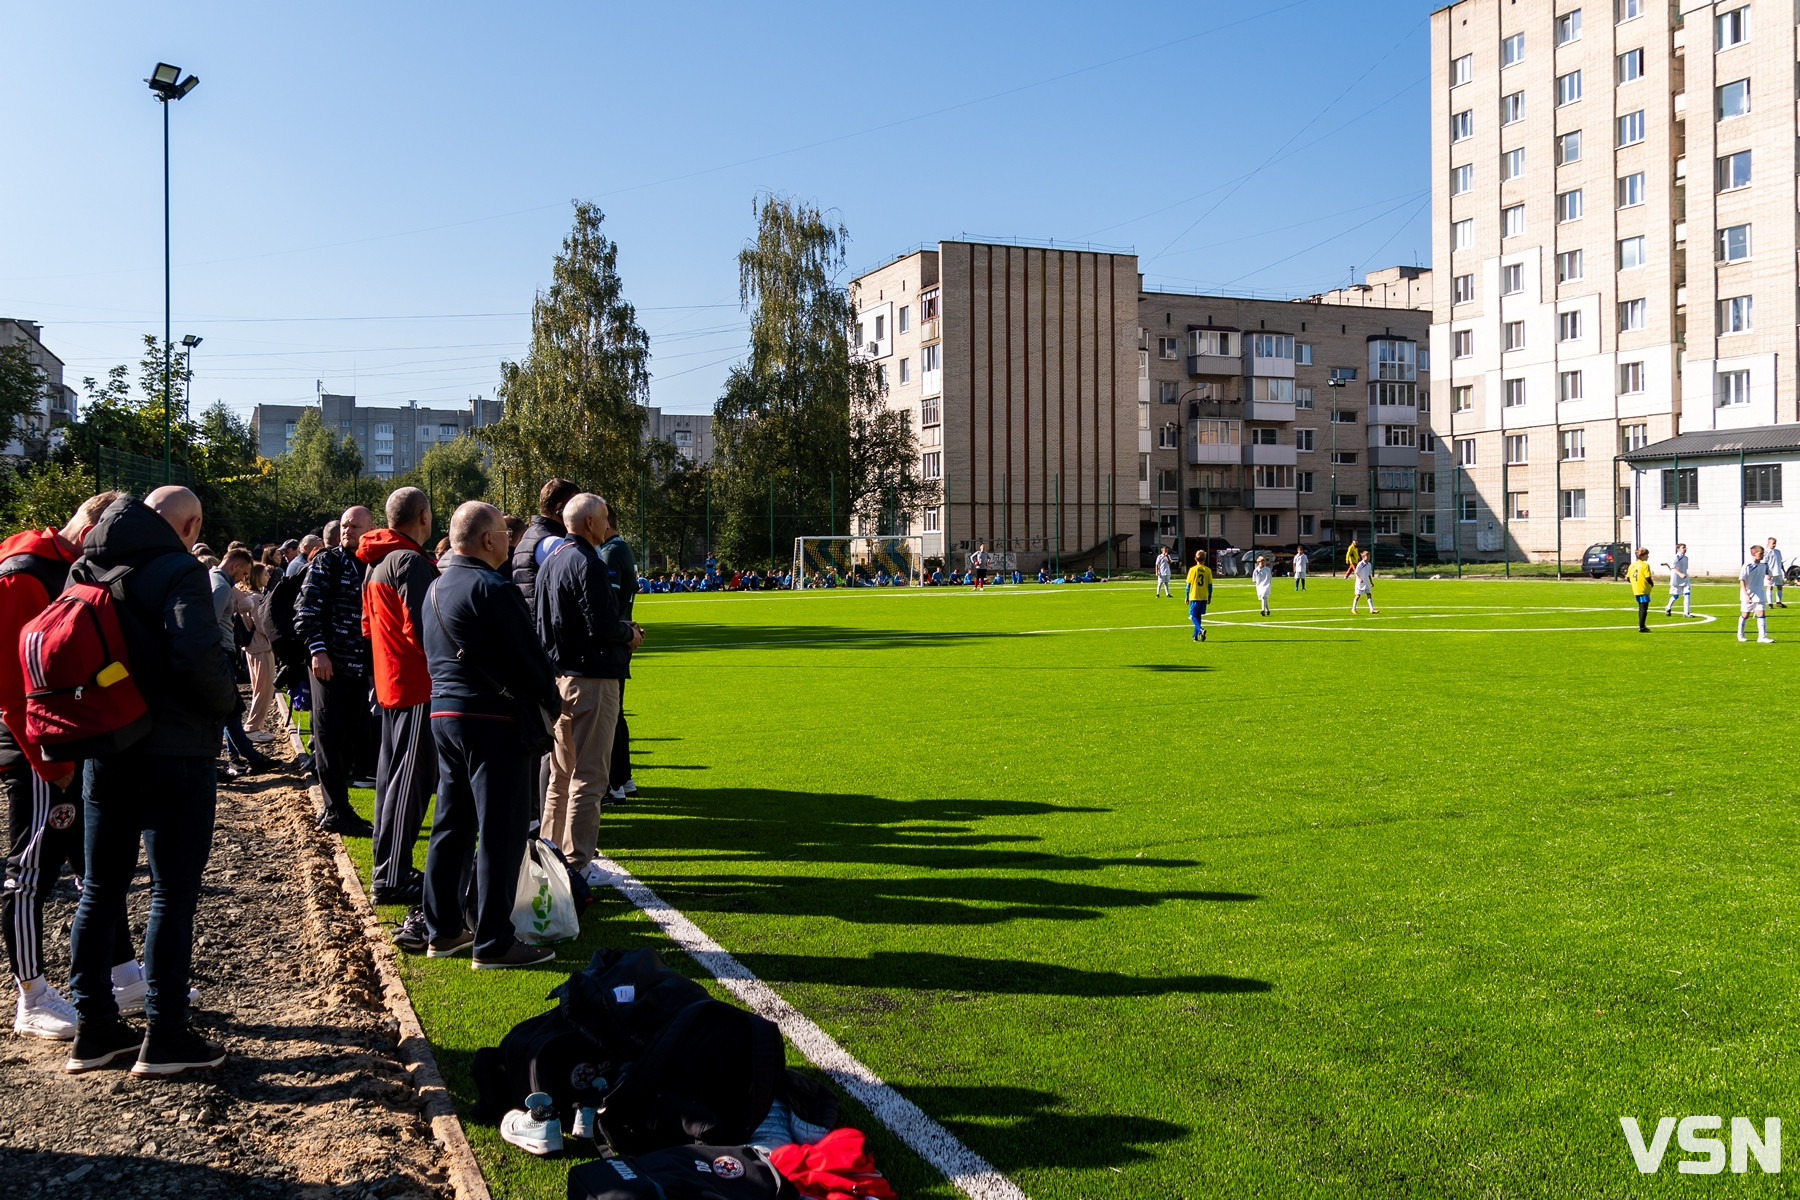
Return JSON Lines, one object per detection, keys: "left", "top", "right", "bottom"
{"left": 0, "top": 1, "right": 1434, "bottom": 421}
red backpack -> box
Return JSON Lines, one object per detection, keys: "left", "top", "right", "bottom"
{"left": 18, "top": 562, "right": 152, "bottom": 761}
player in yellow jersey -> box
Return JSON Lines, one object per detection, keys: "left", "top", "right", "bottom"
{"left": 1626, "top": 547, "right": 1654, "bottom": 633}
{"left": 1185, "top": 551, "right": 1214, "bottom": 642}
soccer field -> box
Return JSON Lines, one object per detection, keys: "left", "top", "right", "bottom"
{"left": 365, "top": 576, "right": 1800, "bottom": 1198}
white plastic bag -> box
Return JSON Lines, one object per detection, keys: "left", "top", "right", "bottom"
{"left": 512, "top": 838, "right": 580, "bottom": 944}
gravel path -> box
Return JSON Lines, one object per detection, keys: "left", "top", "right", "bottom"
{"left": 0, "top": 736, "right": 453, "bottom": 1200}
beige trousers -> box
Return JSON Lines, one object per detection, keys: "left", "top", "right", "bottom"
{"left": 542, "top": 676, "right": 620, "bottom": 868}
{"left": 245, "top": 650, "right": 277, "bottom": 730}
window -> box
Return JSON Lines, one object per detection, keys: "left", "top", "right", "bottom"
{"left": 898, "top": 306, "right": 909, "bottom": 333}
{"left": 1453, "top": 329, "right": 1474, "bottom": 358}
{"left": 1159, "top": 380, "right": 1180, "bottom": 404}
{"left": 1157, "top": 469, "right": 1180, "bottom": 493}
{"left": 1504, "top": 321, "right": 1526, "bottom": 351}
{"left": 920, "top": 289, "right": 939, "bottom": 320}
{"left": 1459, "top": 496, "right": 1479, "bottom": 521}
{"left": 1451, "top": 109, "right": 1474, "bottom": 141}
{"left": 1193, "top": 419, "right": 1242, "bottom": 445}
{"left": 1509, "top": 491, "right": 1531, "bottom": 520}
{"left": 923, "top": 507, "right": 940, "bottom": 532}
{"left": 1297, "top": 343, "right": 1313, "bottom": 365}
{"left": 922, "top": 452, "right": 942, "bottom": 480}
{"left": 1452, "top": 218, "right": 1475, "bottom": 250}
{"left": 1503, "top": 32, "right": 1526, "bottom": 65}
{"left": 1620, "top": 362, "right": 1646, "bottom": 393}
{"left": 1717, "top": 150, "right": 1752, "bottom": 190}
{"left": 1557, "top": 131, "right": 1582, "bottom": 164}
{"left": 1506, "top": 433, "right": 1530, "bottom": 463}
{"left": 1252, "top": 333, "right": 1295, "bottom": 359}
{"left": 1745, "top": 464, "right": 1783, "bottom": 505}
{"left": 1451, "top": 163, "right": 1474, "bottom": 195}
{"left": 1501, "top": 263, "right": 1523, "bottom": 294}
{"left": 1253, "top": 514, "right": 1281, "bottom": 537}
{"left": 1420, "top": 472, "right": 1436, "bottom": 494}
{"left": 1560, "top": 489, "right": 1588, "bottom": 518}
{"left": 1619, "top": 486, "right": 1633, "bottom": 516}
{"left": 1557, "top": 189, "right": 1584, "bottom": 222}
{"left": 1332, "top": 451, "right": 1358, "bottom": 465}
{"left": 1452, "top": 53, "right": 1474, "bottom": 85}
{"left": 1721, "top": 294, "right": 1753, "bottom": 332}
{"left": 1158, "top": 336, "right": 1179, "bottom": 360}
{"left": 1300, "top": 514, "right": 1317, "bottom": 536}
{"left": 1504, "top": 377, "right": 1527, "bottom": 406}
{"left": 1718, "top": 368, "right": 1751, "bottom": 405}
{"left": 1501, "top": 92, "right": 1525, "bottom": 124}
{"left": 1559, "top": 370, "right": 1584, "bottom": 401}
{"left": 1295, "top": 387, "right": 1314, "bottom": 410}
{"left": 1297, "top": 471, "right": 1315, "bottom": 494}
{"left": 1556, "top": 10, "right": 1582, "bottom": 45}
{"left": 1372, "top": 514, "right": 1401, "bottom": 536}
{"left": 1558, "top": 310, "right": 1582, "bottom": 341}
{"left": 1716, "top": 6, "right": 1750, "bottom": 50}
{"left": 1618, "top": 0, "right": 1644, "bottom": 19}
{"left": 921, "top": 395, "right": 940, "bottom": 425}
{"left": 1452, "top": 385, "right": 1473, "bottom": 412}
{"left": 1332, "top": 409, "right": 1358, "bottom": 424}
{"left": 1159, "top": 424, "right": 1181, "bottom": 449}
{"left": 1421, "top": 514, "right": 1438, "bottom": 535}
{"left": 1296, "top": 428, "right": 1315, "bottom": 451}
{"left": 1384, "top": 424, "right": 1416, "bottom": 448}
{"left": 1557, "top": 70, "right": 1583, "bottom": 105}
{"left": 1718, "top": 223, "right": 1751, "bottom": 262}
{"left": 1618, "top": 235, "right": 1646, "bottom": 269}
{"left": 920, "top": 342, "right": 941, "bottom": 391}
{"left": 1457, "top": 438, "right": 1478, "bottom": 466}
{"left": 1502, "top": 204, "right": 1526, "bottom": 238}
{"left": 1619, "top": 298, "right": 1647, "bottom": 331}
{"left": 1502, "top": 147, "right": 1525, "bottom": 180}
{"left": 1621, "top": 423, "right": 1648, "bottom": 452}
{"left": 1560, "top": 429, "right": 1586, "bottom": 460}
{"left": 1718, "top": 78, "right": 1751, "bottom": 119}
{"left": 1557, "top": 250, "right": 1584, "bottom": 282}
{"left": 1617, "top": 48, "right": 1644, "bottom": 83}
{"left": 1617, "top": 172, "right": 1645, "bottom": 207}
{"left": 898, "top": 357, "right": 910, "bottom": 384}
{"left": 874, "top": 363, "right": 886, "bottom": 389}
{"left": 1373, "top": 381, "right": 1417, "bottom": 406}
{"left": 672, "top": 429, "right": 693, "bottom": 449}
{"left": 1617, "top": 110, "right": 1646, "bottom": 146}
{"left": 1661, "top": 468, "right": 1699, "bottom": 507}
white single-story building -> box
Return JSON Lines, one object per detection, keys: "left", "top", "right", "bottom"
{"left": 1620, "top": 423, "right": 1800, "bottom": 576}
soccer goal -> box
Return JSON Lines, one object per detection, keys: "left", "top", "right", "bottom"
{"left": 791, "top": 536, "right": 925, "bottom": 588}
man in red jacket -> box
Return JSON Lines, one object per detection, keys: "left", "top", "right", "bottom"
{"left": 0, "top": 491, "right": 141, "bottom": 1040}
{"left": 356, "top": 487, "right": 438, "bottom": 906}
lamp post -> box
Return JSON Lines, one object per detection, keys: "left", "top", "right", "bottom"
{"left": 147, "top": 63, "right": 199, "bottom": 485}
{"left": 1326, "top": 376, "right": 1348, "bottom": 553}
{"left": 180, "top": 335, "right": 202, "bottom": 456}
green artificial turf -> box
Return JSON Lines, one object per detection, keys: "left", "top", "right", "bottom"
{"left": 337, "top": 577, "right": 1799, "bottom": 1198}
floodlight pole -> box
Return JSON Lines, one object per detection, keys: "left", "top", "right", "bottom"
{"left": 162, "top": 97, "right": 172, "bottom": 483}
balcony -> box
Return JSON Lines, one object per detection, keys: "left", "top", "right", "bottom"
{"left": 1187, "top": 352, "right": 1240, "bottom": 377}
{"left": 1188, "top": 487, "right": 1243, "bottom": 509}
{"left": 1673, "top": 91, "right": 1686, "bottom": 116}
{"left": 1366, "top": 403, "right": 1418, "bottom": 426}
{"left": 1243, "top": 398, "right": 1295, "bottom": 423}
{"left": 1139, "top": 428, "right": 1152, "bottom": 453}
{"left": 1245, "top": 488, "right": 1297, "bottom": 510}
{"left": 1243, "top": 443, "right": 1297, "bottom": 467}
{"left": 1248, "top": 349, "right": 1296, "bottom": 380}
{"left": 921, "top": 368, "right": 942, "bottom": 397}
{"left": 1367, "top": 445, "right": 1419, "bottom": 468}
{"left": 921, "top": 318, "right": 941, "bottom": 342}
{"left": 1189, "top": 440, "right": 1240, "bottom": 465}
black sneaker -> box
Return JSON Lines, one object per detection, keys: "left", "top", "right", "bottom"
{"left": 471, "top": 942, "right": 556, "bottom": 971}
{"left": 372, "top": 880, "right": 422, "bottom": 906}
{"left": 426, "top": 930, "right": 475, "bottom": 958}
{"left": 317, "top": 811, "right": 373, "bottom": 837}
{"left": 392, "top": 907, "right": 429, "bottom": 953}
{"left": 63, "top": 1018, "right": 142, "bottom": 1073}
{"left": 131, "top": 1025, "right": 226, "bottom": 1077}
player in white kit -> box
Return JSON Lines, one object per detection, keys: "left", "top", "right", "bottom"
{"left": 1766, "top": 538, "right": 1786, "bottom": 607}
{"left": 1292, "top": 547, "right": 1309, "bottom": 592}
{"left": 1252, "top": 554, "right": 1273, "bottom": 616}
{"left": 1739, "top": 544, "right": 1775, "bottom": 643}
{"left": 1662, "top": 543, "right": 1692, "bottom": 618}
{"left": 1350, "top": 551, "right": 1378, "bottom": 615}
{"left": 1155, "top": 547, "right": 1172, "bottom": 597}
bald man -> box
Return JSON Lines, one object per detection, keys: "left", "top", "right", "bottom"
{"left": 415, "top": 502, "right": 558, "bottom": 969}
{"left": 65, "top": 489, "right": 238, "bottom": 1077}
{"left": 296, "top": 506, "right": 375, "bottom": 835}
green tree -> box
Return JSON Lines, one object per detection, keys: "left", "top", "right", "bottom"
{"left": 68, "top": 336, "right": 195, "bottom": 467}
{"left": 271, "top": 409, "right": 365, "bottom": 530}
{"left": 0, "top": 338, "right": 50, "bottom": 450}
{"left": 399, "top": 434, "right": 489, "bottom": 540}
{"left": 2, "top": 460, "right": 96, "bottom": 533}
{"left": 482, "top": 202, "right": 650, "bottom": 513}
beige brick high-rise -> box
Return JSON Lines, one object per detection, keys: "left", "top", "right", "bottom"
{"left": 1430, "top": 0, "right": 1799, "bottom": 562}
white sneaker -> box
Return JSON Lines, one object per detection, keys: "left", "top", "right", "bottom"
{"left": 500, "top": 1095, "right": 563, "bottom": 1156}
{"left": 580, "top": 860, "right": 618, "bottom": 889}
{"left": 114, "top": 978, "right": 200, "bottom": 1015}
{"left": 1739, "top": 635, "right": 1749, "bottom": 643}
{"left": 1759, "top": 636, "right": 1776, "bottom": 644}
{"left": 14, "top": 986, "right": 78, "bottom": 1040}
{"left": 605, "top": 786, "right": 626, "bottom": 803}
{"left": 247, "top": 731, "right": 276, "bottom": 744}
{"left": 621, "top": 778, "right": 637, "bottom": 796}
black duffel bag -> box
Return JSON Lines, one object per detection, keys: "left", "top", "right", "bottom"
{"left": 568, "top": 1144, "right": 797, "bottom": 1200}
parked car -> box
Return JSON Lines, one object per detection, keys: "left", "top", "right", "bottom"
{"left": 1582, "top": 542, "right": 1631, "bottom": 578}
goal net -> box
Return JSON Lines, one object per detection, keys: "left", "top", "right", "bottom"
{"left": 791, "top": 536, "right": 925, "bottom": 588}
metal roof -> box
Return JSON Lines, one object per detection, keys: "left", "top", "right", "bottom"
{"left": 1620, "top": 423, "right": 1800, "bottom": 464}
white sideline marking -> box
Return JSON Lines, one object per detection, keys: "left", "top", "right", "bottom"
{"left": 588, "top": 852, "right": 1032, "bottom": 1200}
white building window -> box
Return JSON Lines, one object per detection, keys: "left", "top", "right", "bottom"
{"left": 1618, "top": 0, "right": 1644, "bottom": 20}
{"left": 923, "top": 506, "right": 940, "bottom": 532}
{"left": 1560, "top": 429, "right": 1586, "bottom": 460}
{"left": 1158, "top": 336, "right": 1180, "bottom": 360}
{"left": 1500, "top": 263, "right": 1522, "bottom": 295}
{"left": 1509, "top": 491, "right": 1531, "bottom": 520}
{"left": 1717, "top": 149, "right": 1751, "bottom": 190}
{"left": 1451, "top": 110, "right": 1474, "bottom": 142}
{"left": 1717, "top": 224, "right": 1751, "bottom": 262}
{"left": 1619, "top": 298, "right": 1647, "bottom": 330}
{"left": 1453, "top": 274, "right": 1476, "bottom": 305}
{"left": 1452, "top": 53, "right": 1473, "bottom": 86}
{"left": 1451, "top": 163, "right": 1473, "bottom": 195}
{"left": 1506, "top": 433, "right": 1529, "bottom": 463}
{"left": 898, "top": 305, "right": 909, "bottom": 333}
{"left": 1295, "top": 387, "right": 1314, "bottom": 410}
{"left": 1558, "top": 311, "right": 1582, "bottom": 341}
{"left": 1502, "top": 148, "right": 1525, "bottom": 180}
{"left": 1616, "top": 48, "right": 1644, "bottom": 84}
{"left": 1720, "top": 295, "right": 1753, "bottom": 332}
{"left": 1502, "top": 204, "right": 1526, "bottom": 238}
{"left": 1617, "top": 110, "right": 1645, "bottom": 146}
{"left": 1621, "top": 423, "right": 1649, "bottom": 452}
{"left": 1559, "top": 370, "right": 1583, "bottom": 402}
{"left": 1501, "top": 92, "right": 1525, "bottom": 125}
{"left": 1457, "top": 438, "right": 1477, "bottom": 466}
{"left": 1504, "top": 321, "right": 1526, "bottom": 351}
{"left": 1452, "top": 386, "right": 1472, "bottom": 412}
{"left": 1556, "top": 70, "right": 1583, "bottom": 105}
{"left": 1561, "top": 489, "right": 1588, "bottom": 519}
{"left": 1453, "top": 329, "right": 1473, "bottom": 358}
{"left": 899, "top": 357, "right": 910, "bottom": 384}
{"left": 1617, "top": 172, "right": 1645, "bottom": 207}
{"left": 1618, "top": 236, "right": 1646, "bottom": 270}
{"left": 1296, "top": 428, "right": 1315, "bottom": 451}
{"left": 922, "top": 451, "right": 942, "bottom": 480}
{"left": 1620, "top": 362, "right": 1646, "bottom": 393}
{"left": 1556, "top": 10, "right": 1582, "bottom": 45}
{"left": 1557, "top": 131, "right": 1582, "bottom": 164}
{"left": 1452, "top": 219, "right": 1475, "bottom": 250}
{"left": 1504, "top": 378, "right": 1526, "bottom": 407}
{"left": 1717, "top": 78, "right": 1750, "bottom": 119}
{"left": 1502, "top": 32, "right": 1525, "bottom": 65}
{"left": 1718, "top": 369, "right": 1751, "bottom": 406}
{"left": 1557, "top": 189, "right": 1583, "bottom": 222}
{"left": 1557, "top": 250, "right": 1583, "bottom": 282}
{"left": 1296, "top": 343, "right": 1313, "bottom": 365}
{"left": 1715, "top": 6, "right": 1750, "bottom": 50}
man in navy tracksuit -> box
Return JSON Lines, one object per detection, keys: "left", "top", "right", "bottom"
{"left": 418, "top": 502, "right": 560, "bottom": 970}
{"left": 297, "top": 505, "right": 374, "bottom": 835}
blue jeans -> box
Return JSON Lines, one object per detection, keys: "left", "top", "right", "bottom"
{"left": 1188, "top": 601, "right": 1207, "bottom": 636}
{"left": 69, "top": 750, "right": 216, "bottom": 1030}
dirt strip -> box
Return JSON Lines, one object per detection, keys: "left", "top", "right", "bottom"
{"left": 0, "top": 734, "right": 457, "bottom": 1200}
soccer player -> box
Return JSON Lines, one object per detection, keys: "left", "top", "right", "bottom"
{"left": 1627, "top": 548, "right": 1654, "bottom": 633}
{"left": 1350, "top": 550, "right": 1378, "bottom": 615}
{"left": 972, "top": 544, "right": 988, "bottom": 592}
{"left": 1739, "top": 543, "right": 1775, "bottom": 643}
{"left": 1185, "top": 550, "right": 1213, "bottom": 642}
{"left": 1252, "top": 554, "right": 1273, "bottom": 616}
{"left": 1662, "top": 543, "right": 1692, "bottom": 618}
{"left": 1766, "top": 538, "right": 1786, "bottom": 608}
{"left": 1344, "top": 537, "right": 1359, "bottom": 577}
{"left": 1292, "top": 546, "right": 1308, "bottom": 592}
{"left": 1154, "top": 547, "right": 1172, "bottom": 597}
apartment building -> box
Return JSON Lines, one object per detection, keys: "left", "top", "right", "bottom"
{"left": 643, "top": 406, "right": 715, "bottom": 464}
{"left": 0, "top": 319, "right": 78, "bottom": 456}
{"left": 1430, "top": 0, "right": 1798, "bottom": 562}
{"left": 251, "top": 394, "right": 504, "bottom": 475}
{"left": 851, "top": 242, "right": 1430, "bottom": 569}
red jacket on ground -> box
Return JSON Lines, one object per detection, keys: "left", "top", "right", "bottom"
{"left": 0, "top": 528, "right": 80, "bottom": 781}
{"left": 356, "top": 528, "right": 436, "bottom": 709}
{"left": 769, "top": 1129, "right": 898, "bottom": 1200}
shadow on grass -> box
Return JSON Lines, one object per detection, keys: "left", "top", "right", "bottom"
{"left": 738, "top": 949, "right": 1269, "bottom": 997}
{"left": 904, "top": 1084, "right": 1190, "bottom": 1172}
{"left": 1130, "top": 663, "right": 1214, "bottom": 672}
{"left": 640, "top": 624, "right": 1004, "bottom": 656}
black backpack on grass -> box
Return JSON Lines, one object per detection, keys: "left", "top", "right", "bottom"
{"left": 567, "top": 1144, "right": 797, "bottom": 1200}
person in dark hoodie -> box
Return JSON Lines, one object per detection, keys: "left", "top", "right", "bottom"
{"left": 510, "top": 477, "right": 579, "bottom": 609}
{"left": 296, "top": 504, "right": 375, "bottom": 836}
{"left": 356, "top": 487, "right": 438, "bottom": 906}
{"left": 418, "top": 501, "right": 559, "bottom": 970}
{"left": 63, "top": 487, "right": 238, "bottom": 1078}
